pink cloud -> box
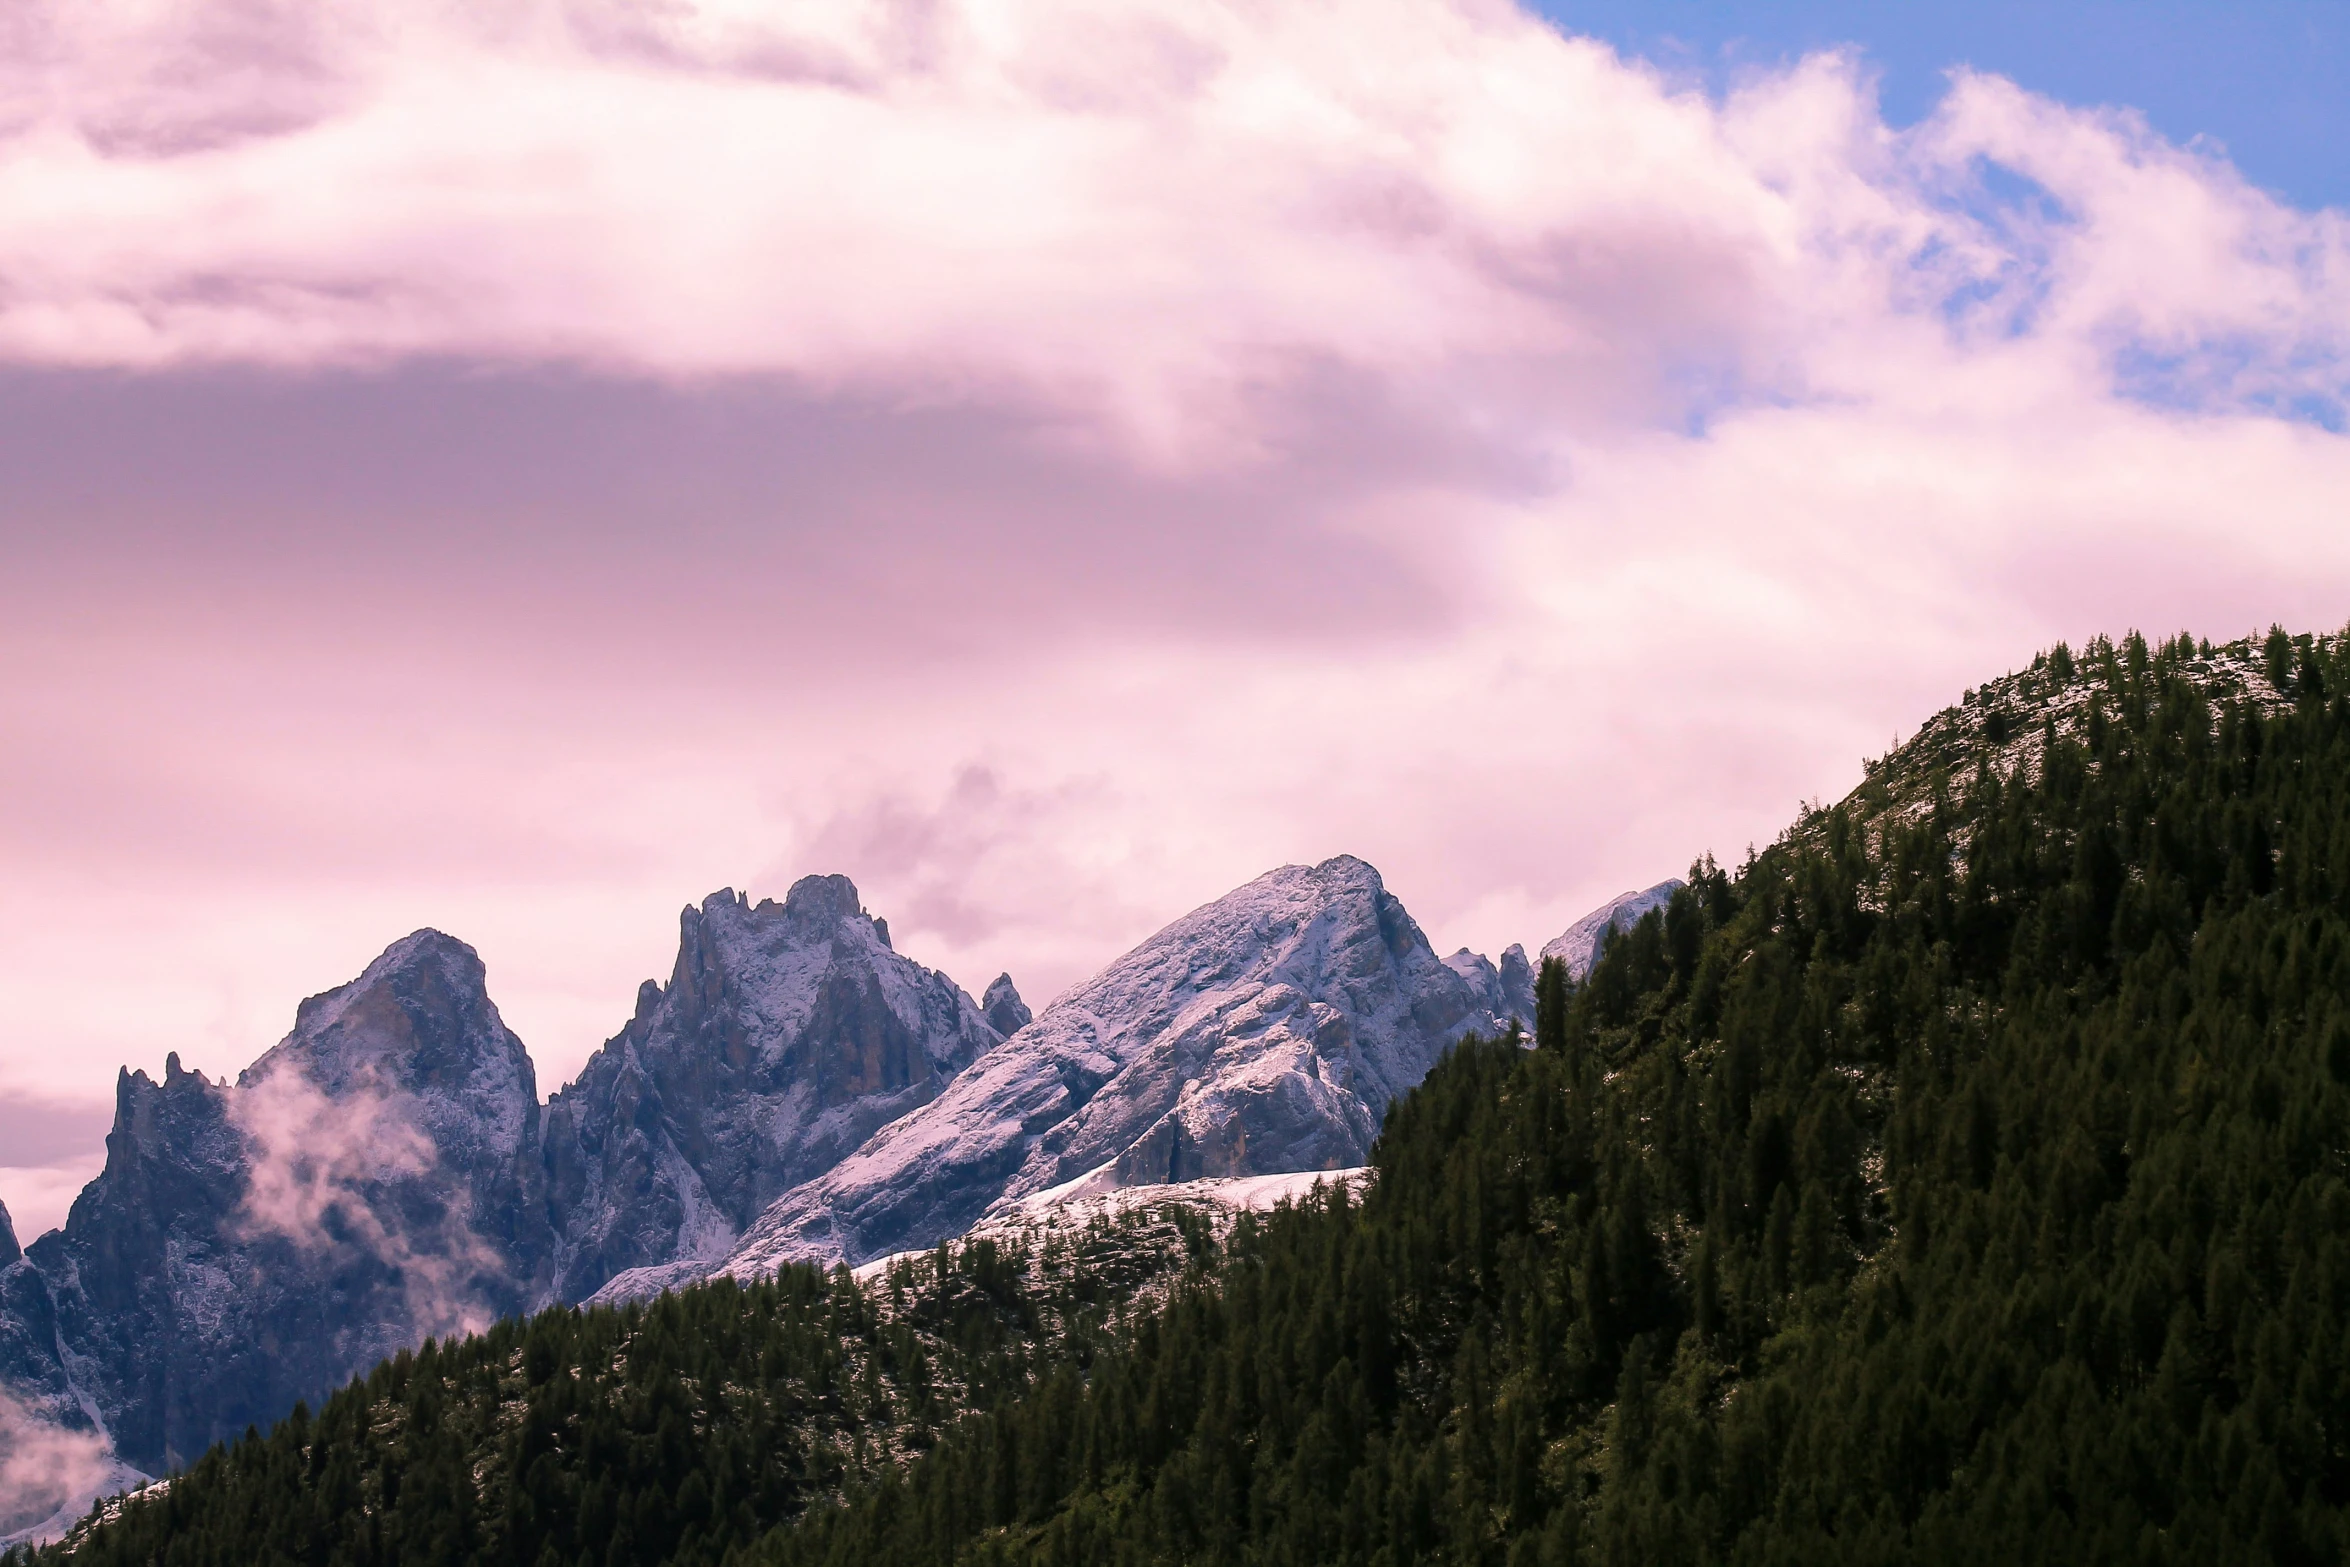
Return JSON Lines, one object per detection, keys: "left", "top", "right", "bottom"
{"left": 2, "top": 0, "right": 2349, "bottom": 1226}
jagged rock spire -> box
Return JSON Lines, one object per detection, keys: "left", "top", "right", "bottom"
{"left": 982, "top": 973, "right": 1032, "bottom": 1037}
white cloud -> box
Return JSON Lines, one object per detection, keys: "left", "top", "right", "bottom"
{"left": 0, "top": 1386, "right": 138, "bottom": 1547}
{"left": 0, "top": 0, "right": 2345, "bottom": 1116}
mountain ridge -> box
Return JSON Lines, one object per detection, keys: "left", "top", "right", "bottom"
{"left": 710, "top": 853, "right": 1524, "bottom": 1276}
{"left": 0, "top": 858, "right": 1553, "bottom": 1529}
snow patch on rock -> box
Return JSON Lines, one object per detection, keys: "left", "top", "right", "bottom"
{"left": 543, "top": 878, "right": 1002, "bottom": 1300}
{"left": 1539, "top": 881, "right": 1685, "bottom": 980}
{"left": 722, "top": 855, "right": 1510, "bottom": 1273}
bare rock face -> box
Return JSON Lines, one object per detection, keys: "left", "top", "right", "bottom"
{"left": 981, "top": 974, "right": 1033, "bottom": 1038}
{"left": 9, "top": 934, "right": 551, "bottom": 1478}
{"left": 1539, "top": 881, "right": 1686, "bottom": 979}
{"left": 543, "top": 879, "right": 1002, "bottom": 1301}
{"left": 719, "top": 856, "right": 1514, "bottom": 1274}
{"left": 1441, "top": 943, "right": 1538, "bottom": 1037}
{"left": 0, "top": 882, "right": 1004, "bottom": 1493}
{"left": 0, "top": 1201, "right": 76, "bottom": 1430}
{"left": 1499, "top": 944, "right": 1537, "bottom": 1021}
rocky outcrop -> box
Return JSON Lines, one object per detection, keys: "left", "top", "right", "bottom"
{"left": 1442, "top": 943, "right": 1538, "bottom": 1034}
{"left": 543, "top": 880, "right": 1001, "bottom": 1301}
{"left": 0, "top": 1202, "right": 85, "bottom": 1451}
{"left": 0, "top": 881, "right": 1006, "bottom": 1497}
{"left": 717, "top": 856, "right": 1515, "bottom": 1274}
{"left": 981, "top": 974, "right": 1033, "bottom": 1038}
{"left": 1540, "top": 881, "right": 1685, "bottom": 979}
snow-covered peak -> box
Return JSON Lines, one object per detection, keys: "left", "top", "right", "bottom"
{"left": 721, "top": 854, "right": 1511, "bottom": 1272}
{"left": 238, "top": 928, "right": 538, "bottom": 1171}
{"left": 541, "top": 875, "right": 1001, "bottom": 1300}
{"left": 1539, "top": 881, "right": 1685, "bottom": 980}
{"left": 1442, "top": 945, "right": 1536, "bottom": 1037}
{"left": 259, "top": 929, "right": 497, "bottom": 1057}
{"left": 670, "top": 880, "right": 941, "bottom": 1068}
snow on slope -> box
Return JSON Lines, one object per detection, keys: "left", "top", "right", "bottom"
{"left": 851, "top": 1164, "right": 1368, "bottom": 1285}
{"left": 720, "top": 855, "right": 1511, "bottom": 1272}
{"left": 544, "top": 878, "right": 1002, "bottom": 1300}
{"left": 1540, "top": 881, "right": 1685, "bottom": 980}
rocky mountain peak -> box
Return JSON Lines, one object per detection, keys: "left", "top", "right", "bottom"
{"left": 1441, "top": 943, "right": 1538, "bottom": 1035}
{"left": 1500, "top": 944, "right": 1535, "bottom": 1014}
{"left": 544, "top": 877, "right": 1001, "bottom": 1301}
{"left": 0, "top": 1201, "right": 17, "bottom": 1268}
{"left": 982, "top": 973, "right": 1032, "bottom": 1037}
{"left": 6, "top": 930, "right": 556, "bottom": 1479}
{"left": 779, "top": 872, "right": 863, "bottom": 924}
{"left": 715, "top": 854, "right": 1521, "bottom": 1274}
{"left": 243, "top": 930, "right": 538, "bottom": 1168}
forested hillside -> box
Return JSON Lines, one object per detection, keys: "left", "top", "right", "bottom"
{"left": 765, "top": 628, "right": 2350, "bottom": 1566}
{"left": 25, "top": 627, "right": 2350, "bottom": 1565}
{"left": 14, "top": 1205, "right": 1223, "bottom": 1566}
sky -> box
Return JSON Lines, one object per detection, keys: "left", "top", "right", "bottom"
{"left": 4, "top": 0, "right": 2350, "bottom": 1236}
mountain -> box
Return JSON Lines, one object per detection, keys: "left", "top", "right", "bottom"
{"left": 0, "top": 875, "right": 1008, "bottom": 1511}
{"left": 3, "top": 932, "right": 549, "bottom": 1481}
{"left": 1539, "top": 878, "right": 1684, "bottom": 978}
{"left": 714, "top": 855, "right": 1516, "bottom": 1274}
{"left": 541, "top": 880, "right": 1002, "bottom": 1300}
{"left": 51, "top": 629, "right": 2350, "bottom": 1567}
{"left": 2, "top": 855, "right": 1514, "bottom": 1508}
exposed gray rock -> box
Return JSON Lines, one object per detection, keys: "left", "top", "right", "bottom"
{"left": 0, "top": 879, "right": 1008, "bottom": 1497}
{"left": 1499, "top": 943, "right": 1537, "bottom": 1023}
{"left": 0, "top": 1240, "right": 80, "bottom": 1444}
{"left": 1539, "top": 881, "right": 1686, "bottom": 980}
{"left": 10, "top": 934, "right": 552, "bottom": 1477}
{"left": 0, "top": 1202, "right": 16, "bottom": 1268}
{"left": 1440, "top": 943, "right": 1538, "bottom": 1038}
{"left": 721, "top": 855, "right": 1513, "bottom": 1273}
{"left": 981, "top": 974, "right": 1033, "bottom": 1038}
{"left": 543, "top": 879, "right": 1001, "bottom": 1301}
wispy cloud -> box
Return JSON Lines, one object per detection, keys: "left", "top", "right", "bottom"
{"left": 0, "top": 1386, "right": 134, "bottom": 1547}
{"left": 231, "top": 1063, "right": 505, "bottom": 1341}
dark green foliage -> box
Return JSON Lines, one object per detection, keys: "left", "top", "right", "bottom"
{"left": 1535, "top": 956, "right": 1569, "bottom": 1055}
{"left": 17, "top": 1218, "right": 1203, "bottom": 1567}
{"left": 30, "top": 628, "right": 2350, "bottom": 1567}
{"left": 756, "top": 630, "right": 2350, "bottom": 1566}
